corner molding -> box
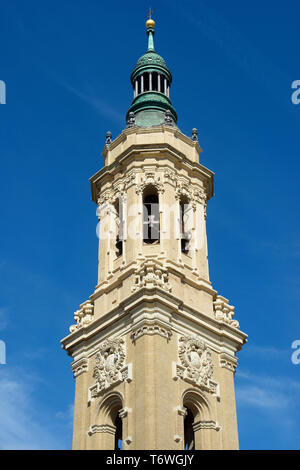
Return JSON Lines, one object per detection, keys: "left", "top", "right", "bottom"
{"left": 72, "top": 357, "right": 89, "bottom": 378}
{"left": 219, "top": 352, "right": 237, "bottom": 373}
{"left": 131, "top": 309, "right": 172, "bottom": 343}
{"left": 131, "top": 259, "right": 171, "bottom": 293}
{"left": 131, "top": 321, "right": 172, "bottom": 343}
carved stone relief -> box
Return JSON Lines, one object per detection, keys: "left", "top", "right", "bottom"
{"left": 96, "top": 172, "right": 136, "bottom": 208}
{"left": 163, "top": 169, "right": 207, "bottom": 214}
{"left": 173, "top": 335, "right": 219, "bottom": 397}
{"left": 131, "top": 259, "right": 171, "bottom": 292}
{"left": 213, "top": 296, "right": 240, "bottom": 329}
{"left": 88, "top": 337, "right": 132, "bottom": 402}
{"left": 69, "top": 300, "right": 94, "bottom": 333}
{"left": 135, "top": 172, "right": 164, "bottom": 195}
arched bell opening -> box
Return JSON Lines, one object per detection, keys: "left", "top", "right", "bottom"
{"left": 182, "top": 389, "right": 213, "bottom": 450}
{"left": 114, "top": 414, "right": 123, "bottom": 450}
{"left": 96, "top": 392, "right": 124, "bottom": 450}
{"left": 113, "top": 198, "right": 123, "bottom": 257}
{"left": 180, "top": 195, "right": 191, "bottom": 254}
{"left": 184, "top": 407, "right": 195, "bottom": 450}
{"left": 143, "top": 185, "right": 160, "bottom": 244}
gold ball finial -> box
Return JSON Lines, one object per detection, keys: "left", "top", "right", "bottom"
{"left": 146, "top": 18, "right": 155, "bottom": 29}
{"left": 146, "top": 8, "right": 155, "bottom": 28}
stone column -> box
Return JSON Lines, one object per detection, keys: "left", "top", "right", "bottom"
{"left": 158, "top": 190, "right": 164, "bottom": 254}
{"left": 137, "top": 192, "right": 143, "bottom": 255}
{"left": 122, "top": 194, "right": 127, "bottom": 266}
{"left": 141, "top": 74, "right": 144, "bottom": 93}
{"left": 194, "top": 195, "right": 210, "bottom": 281}
{"left": 133, "top": 332, "right": 175, "bottom": 449}
{"left": 193, "top": 421, "right": 210, "bottom": 449}
{"left": 219, "top": 357, "right": 239, "bottom": 449}
{"left": 72, "top": 359, "right": 89, "bottom": 449}
{"left": 176, "top": 196, "right": 182, "bottom": 264}
{"left": 190, "top": 202, "right": 198, "bottom": 273}
{"left": 119, "top": 407, "right": 132, "bottom": 450}
{"left": 107, "top": 204, "right": 115, "bottom": 278}
{"left": 88, "top": 424, "right": 116, "bottom": 450}
{"left": 174, "top": 406, "right": 187, "bottom": 449}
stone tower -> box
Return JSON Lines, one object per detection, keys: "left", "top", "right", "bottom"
{"left": 61, "top": 16, "right": 247, "bottom": 450}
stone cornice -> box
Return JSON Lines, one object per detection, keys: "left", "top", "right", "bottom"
{"left": 90, "top": 259, "right": 216, "bottom": 301}
{"left": 90, "top": 144, "right": 213, "bottom": 203}
{"left": 130, "top": 309, "right": 172, "bottom": 343}
{"left": 102, "top": 125, "right": 202, "bottom": 158}
{"left": 61, "top": 286, "right": 247, "bottom": 358}
{"left": 71, "top": 357, "right": 89, "bottom": 378}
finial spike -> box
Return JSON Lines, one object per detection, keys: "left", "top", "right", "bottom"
{"left": 146, "top": 10, "right": 155, "bottom": 51}
{"left": 146, "top": 9, "right": 156, "bottom": 32}
{"left": 147, "top": 8, "right": 154, "bottom": 20}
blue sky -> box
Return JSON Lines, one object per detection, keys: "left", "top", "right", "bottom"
{"left": 0, "top": 0, "right": 300, "bottom": 450}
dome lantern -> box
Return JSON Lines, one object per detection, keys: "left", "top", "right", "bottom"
{"left": 126, "top": 15, "right": 177, "bottom": 128}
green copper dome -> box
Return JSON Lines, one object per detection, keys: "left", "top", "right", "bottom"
{"left": 131, "top": 50, "right": 172, "bottom": 84}
{"left": 136, "top": 51, "right": 167, "bottom": 69}
{"left": 126, "top": 17, "right": 177, "bottom": 128}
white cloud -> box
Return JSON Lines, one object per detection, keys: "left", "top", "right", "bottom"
{"left": 237, "top": 370, "right": 300, "bottom": 393}
{"left": 55, "top": 404, "right": 74, "bottom": 428}
{"left": 235, "top": 369, "right": 300, "bottom": 447}
{"left": 236, "top": 369, "right": 300, "bottom": 413}
{"left": 242, "top": 344, "right": 289, "bottom": 360}
{"left": 0, "top": 369, "right": 71, "bottom": 449}
{"left": 59, "top": 81, "right": 124, "bottom": 125}
{"left": 236, "top": 385, "right": 288, "bottom": 410}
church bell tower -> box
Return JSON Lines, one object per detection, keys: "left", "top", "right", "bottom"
{"left": 61, "top": 15, "right": 247, "bottom": 450}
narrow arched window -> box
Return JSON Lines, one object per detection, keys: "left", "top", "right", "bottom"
{"left": 97, "top": 393, "right": 123, "bottom": 450}
{"left": 180, "top": 196, "right": 190, "bottom": 254}
{"left": 184, "top": 407, "right": 195, "bottom": 450}
{"left": 114, "top": 414, "right": 123, "bottom": 450}
{"left": 114, "top": 198, "right": 123, "bottom": 257}
{"left": 143, "top": 186, "right": 160, "bottom": 244}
